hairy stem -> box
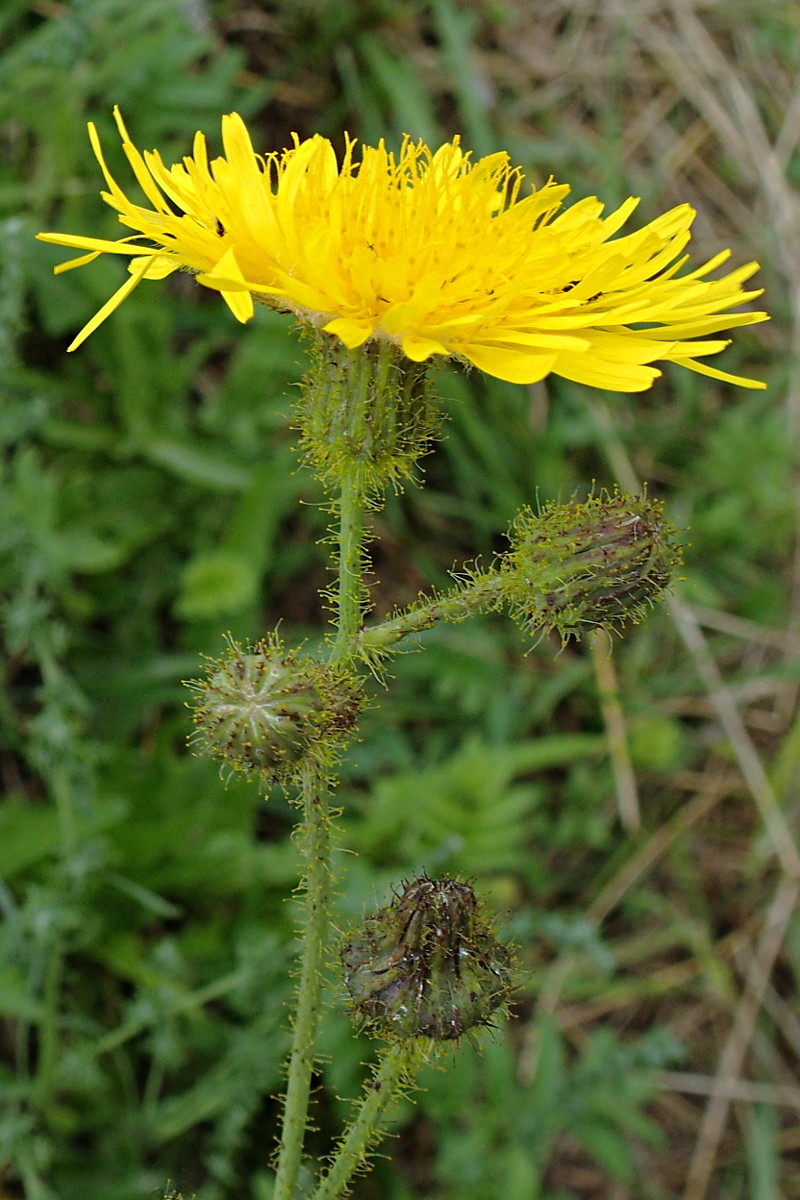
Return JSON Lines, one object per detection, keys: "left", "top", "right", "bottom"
{"left": 274, "top": 463, "right": 370, "bottom": 1199}
{"left": 358, "top": 570, "right": 505, "bottom": 656}
{"left": 310, "top": 1043, "right": 421, "bottom": 1200}
{"left": 332, "top": 469, "right": 367, "bottom": 663}
{"left": 273, "top": 762, "right": 333, "bottom": 1200}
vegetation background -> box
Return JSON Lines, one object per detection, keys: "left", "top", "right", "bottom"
{"left": 2, "top": 0, "right": 799, "bottom": 1197}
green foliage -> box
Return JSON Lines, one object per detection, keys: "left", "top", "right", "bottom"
{"left": 341, "top": 734, "right": 607, "bottom": 885}
{"left": 683, "top": 398, "right": 794, "bottom": 620}
{"left": 417, "top": 1018, "right": 683, "bottom": 1200}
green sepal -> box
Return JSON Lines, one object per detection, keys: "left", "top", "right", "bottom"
{"left": 294, "top": 335, "right": 441, "bottom": 497}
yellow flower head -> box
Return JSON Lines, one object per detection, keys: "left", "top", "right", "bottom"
{"left": 38, "top": 108, "right": 768, "bottom": 391}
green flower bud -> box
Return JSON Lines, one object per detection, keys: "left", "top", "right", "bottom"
{"left": 186, "top": 634, "right": 363, "bottom": 786}
{"left": 502, "top": 491, "right": 680, "bottom": 641}
{"left": 343, "top": 876, "right": 513, "bottom": 1041}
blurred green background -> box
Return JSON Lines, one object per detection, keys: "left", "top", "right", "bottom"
{"left": 2, "top": 1, "right": 799, "bottom": 1198}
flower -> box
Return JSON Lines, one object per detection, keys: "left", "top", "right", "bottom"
{"left": 38, "top": 108, "right": 767, "bottom": 391}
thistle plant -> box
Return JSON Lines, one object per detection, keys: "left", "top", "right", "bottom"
{"left": 38, "top": 110, "right": 766, "bottom": 1200}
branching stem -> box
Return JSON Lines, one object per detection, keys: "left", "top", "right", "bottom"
{"left": 358, "top": 570, "right": 505, "bottom": 656}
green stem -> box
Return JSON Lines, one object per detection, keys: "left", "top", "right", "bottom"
{"left": 275, "top": 462, "right": 370, "bottom": 1199}
{"left": 273, "top": 762, "right": 333, "bottom": 1200}
{"left": 358, "top": 570, "right": 505, "bottom": 657}
{"left": 332, "top": 468, "right": 366, "bottom": 663}
{"left": 310, "top": 1043, "right": 421, "bottom": 1200}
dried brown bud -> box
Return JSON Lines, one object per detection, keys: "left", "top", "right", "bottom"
{"left": 343, "top": 876, "right": 513, "bottom": 1041}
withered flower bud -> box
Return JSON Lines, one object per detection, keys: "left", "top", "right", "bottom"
{"left": 502, "top": 491, "right": 680, "bottom": 641}
{"left": 343, "top": 876, "right": 513, "bottom": 1041}
{"left": 185, "top": 634, "right": 363, "bottom": 786}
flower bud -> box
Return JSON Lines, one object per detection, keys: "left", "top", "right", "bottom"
{"left": 186, "top": 634, "right": 363, "bottom": 785}
{"left": 343, "top": 876, "right": 513, "bottom": 1041}
{"left": 502, "top": 491, "right": 680, "bottom": 641}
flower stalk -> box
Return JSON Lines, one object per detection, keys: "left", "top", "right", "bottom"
{"left": 309, "top": 1043, "right": 422, "bottom": 1200}
{"left": 357, "top": 570, "right": 506, "bottom": 662}
{"left": 275, "top": 355, "right": 379, "bottom": 1197}
{"left": 273, "top": 763, "right": 334, "bottom": 1200}
{"left": 331, "top": 470, "right": 368, "bottom": 663}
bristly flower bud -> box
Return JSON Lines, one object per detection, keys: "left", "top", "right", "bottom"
{"left": 501, "top": 491, "right": 681, "bottom": 641}
{"left": 185, "top": 634, "right": 363, "bottom": 787}
{"left": 342, "top": 876, "right": 513, "bottom": 1041}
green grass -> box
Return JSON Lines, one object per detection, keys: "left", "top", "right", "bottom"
{"left": 2, "top": 1, "right": 799, "bottom": 1198}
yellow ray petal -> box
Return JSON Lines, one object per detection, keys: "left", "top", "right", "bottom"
{"left": 221, "top": 288, "right": 255, "bottom": 323}
{"left": 195, "top": 246, "right": 255, "bottom": 321}
{"left": 130, "top": 254, "right": 180, "bottom": 280}
{"left": 324, "top": 317, "right": 375, "bottom": 347}
{"left": 678, "top": 357, "right": 767, "bottom": 389}
{"left": 401, "top": 334, "right": 448, "bottom": 360}
{"left": 67, "top": 256, "right": 153, "bottom": 351}
{"left": 462, "top": 345, "right": 558, "bottom": 384}
{"left": 52, "top": 250, "right": 102, "bottom": 274}
{"left": 37, "top": 231, "right": 146, "bottom": 257}
{"left": 554, "top": 352, "right": 661, "bottom": 392}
